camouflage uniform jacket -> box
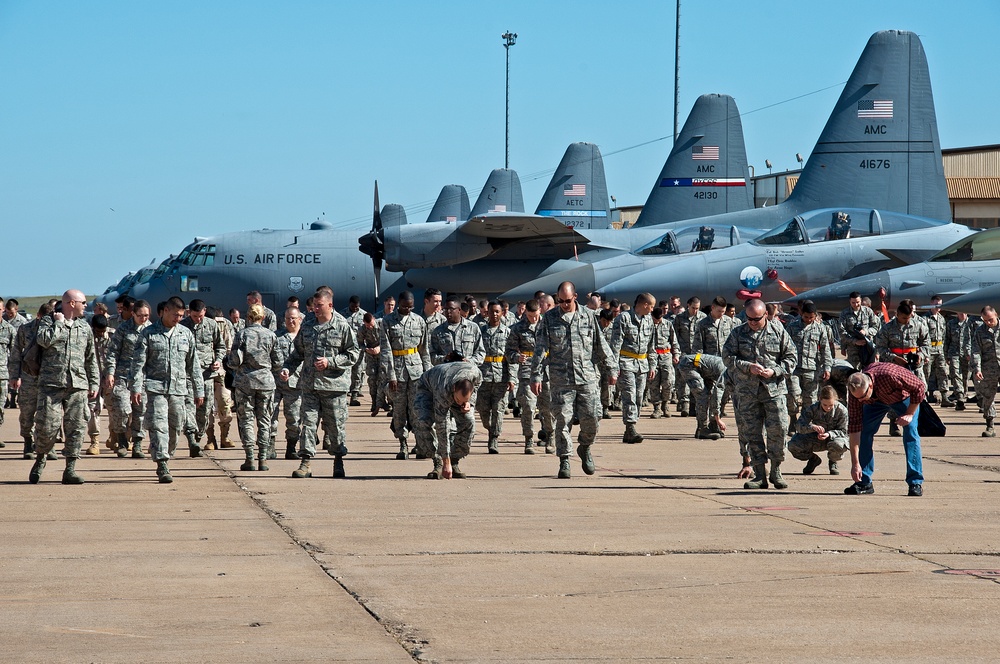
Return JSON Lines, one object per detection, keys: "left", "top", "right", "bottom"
{"left": 181, "top": 316, "right": 226, "bottom": 379}
{"left": 651, "top": 319, "right": 681, "bottom": 369}
{"left": 93, "top": 328, "right": 113, "bottom": 378}
{"left": 417, "top": 362, "right": 483, "bottom": 418}
{"left": 678, "top": 352, "right": 725, "bottom": 381}
{"left": 357, "top": 323, "right": 381, "bottom": 352}
{"left": 104, "top": 317, "right": 152, "bottom": 380}
{"left": 130, "top": 321, "right": 204, "bottom": 398}
{"left": 674, "top": 310, "right": 706, "bottom": 354}
{"left": 380, "top": 312, "right": 431, "bottom": 382}
{"left": 344, "top": 308, "right": 368, "bottom": 337}
{"left": 273, "top": 331, "right": 301, "bottom": 390}
{"left": 430, "top": 319, "right": 485, "bottom": 366}
{"left": 3, "top": 312, "right": 27, "bottom": 329}
{"left": 285, "top": 313, "right": 360, "bottom": 393}
{"left": 971, "top": 322, "right": 1000, "bottom": 373}
{"left": 478, "top": 322, "right": 511, "bottom": 383}
{"left": 611, "top": 310, "right": 655, "bottom": 373}
{"left": 875, "top": 319, "right": 930, "bottom": 365}
{"left": 694, "top": 315, "right": 736, "bottom": 356}
{"left": 36, "top": 315, "right": 99, "bottom": 392}
{"left": 839, "top": 305, "right": 881, "bottom": 350}
{"left": 945, "top": 317, "right": 973, "bottom": 359}
{"left": 923, "top": 312, "right": 947, "bottom": 354}
{"left": 227, "top": 323, "right": 282, "bottom": 391}
{"left": 502, "top": 311, "right": 518, "bottom": 328}
{"left": 531, "top": 306, "right": 616, "bottom": 386}
{"left": 0, "top": 318, "right": 14, "bottom": 380}
{"left": 505, "top": 318, "right": 545, "bottom": 382}
{"left": 423, "top": 310, "right": 446, "bottom": 330}
{"left": 796, "top": 400, "right": 848, "bottom": 437}
{"left": 260, "top": 306, "right": 278, "bottom": 332}
{"left": 215, "top": 316, "right": 235, "bottom": 352}
{"left": 722, "top": 323, "right": 797, "bottom": 398}
{"left": 10, "top": 318, "right": 41, "bottom": 381}
{"left": 785, "top": 318, "right": 833, "bottom": 373}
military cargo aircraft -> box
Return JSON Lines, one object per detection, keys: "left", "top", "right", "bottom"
{"left": 789, "top": 228, "right": 1000, "bottom": 314}
{"left": 382, "top": 30, "right": 953, "bottom": 298}
{"left": 599, "top": 207, "right": 976, "bottom": 304}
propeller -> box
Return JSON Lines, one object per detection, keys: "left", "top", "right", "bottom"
{"left": 358, "top": 180, "right": 384, "bottom": 308}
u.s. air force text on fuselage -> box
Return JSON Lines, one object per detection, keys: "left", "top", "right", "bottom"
{"left": 223, "top": 253, "right": 323, "bottom": 266}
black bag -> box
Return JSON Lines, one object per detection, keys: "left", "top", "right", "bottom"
{"left": 917, "top": 401, "right": 946, "bottom": 437}
{"left": 21, "top": 339, "right": 42, "bottom": 377}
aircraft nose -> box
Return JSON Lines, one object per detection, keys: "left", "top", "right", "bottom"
{"left": 787, "top": 272, "right": 890, "bottom": 314}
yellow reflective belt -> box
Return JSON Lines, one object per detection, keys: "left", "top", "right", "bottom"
{"left": 521, "top": 351, "right": 534, "bottom": 357}
{"left": 931, "top": 341, "right": 943, "bottom": 346}
{"left": 485, "top": 355, "right": 504, "bottom": 363}
{"left": 694, "top": 353, "right": 702, "bottom": 368}
{"left": 620, "top": 349, "right": 648, "bottom": 360}
{"left": 392, "top": 347, "right": 418, "bottom": 357}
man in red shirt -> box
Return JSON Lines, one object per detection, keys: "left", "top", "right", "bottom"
{"left": 844, "top": 362, "right": 925, "bottom": 496}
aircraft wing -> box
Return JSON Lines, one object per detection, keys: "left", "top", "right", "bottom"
{"left": 459, "top": 213, "right": 589, "bottom": 243}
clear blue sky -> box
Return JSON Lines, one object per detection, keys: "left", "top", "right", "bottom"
{"left": 2, "top": 0, "right": 997, "bottom": 297}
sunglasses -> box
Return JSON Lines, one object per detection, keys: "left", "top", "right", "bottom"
{"left": 746, "top": 315, "right": 765, "bottom": 322}
{"left": 556, "top": 298, "right": 574, "bottom": 304}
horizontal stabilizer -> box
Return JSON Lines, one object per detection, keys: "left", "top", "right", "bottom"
{"left": 460, "top": 212, "right": 588, "bottom": 242}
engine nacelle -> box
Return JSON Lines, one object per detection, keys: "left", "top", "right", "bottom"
{"left": 384, "top": 222, "right": 493, "bottom": 270}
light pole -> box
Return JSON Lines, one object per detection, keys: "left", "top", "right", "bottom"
{"left": 502, "top": 30, "right": 517, "bottom": 169}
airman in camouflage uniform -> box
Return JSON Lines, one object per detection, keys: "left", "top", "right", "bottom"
{"left": 922, "top": 296, "right": 951, "bottom": 405}
{"left": 10, "top": 303, "right": 53, "bottom": 458}
{"left": 505, "top": 299, "right": 553, "bottom": 454}
{"left": 945, "top": 312, "right": 973, "bottom": 410}
{"left": 414, "top": 361, "right": 482, "bottom": 479}
{"left": 648, "top": 307, "right": 680, "bottom": 420}
{"left": 531, "top": 282, "right": 616, "bottom": 479}
{"left": 281, "top": 291, "right": 359, "bottom": 478}
{"left": 788, "top": 385, "right": 848, "bottom": 475}
{"left": 678, "top": 352, "right": 726, "bottom": 441}
{"left": 784, "top": 302, "right": 833, "bottom": 428}
{"left": 722, "top": 299, "right": 798, "bottom": 490}
{"left": 343, "top": 295, "right": 367, "bottom": 406}
{"left": 104, "top": 300, "right": 152, "bottom": 458}
{"left": 357, "top": 312, "right": 387, "bottom": 416}
{"left": 597, "top": 310, "right": 615, "bottom": 419}
{"left": 422, "top": 288, "right": 447, "bottom": 332}
{"left": 971, "top": 306, "right": 1000, "bottom": 438}
{"left": 0, "top": 315, "right": 14, "bottom": 446}
{"left": 611, "top": 293, "right": 656, "bottom": 444}
{"left": 181, "top": 300, "right": 228, "bottom": 453}
{"left": 695, "top": 297, "right": 736, "bottom": 415}
{"left": 839, "top": 292, "right": 881, "bottom": 369}
{"left": 246, "top": 291, "right": 278, "bottom": 331}
{"left": 272, "top": 308, "right": 303, "bottom": 459}
{"left": 130, "top": 296, "right": 205, "bottom": 483}
{"left": 85, "top": 314, "right": 114, "bottom": 455}
{"left": 673, "top": 298, "right": 706, "bottom": 416}
{"left": 380, "top": 291, "right": 432, "bottom": 460}
{"left": 430, "top": 298, "right": 485, "bottom": 366}
{"left": 207, "top": 306, "right": 236, "bottom": 451}
{"left": 874, "top": 299, "right": 929, "bottom": 437}
{"left": 227, "top": 304, "right": 283, "bottom": 471}
{"left": 477, "top": 301, "right": 511, "bottom": 453}
{"left": 29, "top": 290, "right": 100, "bottom": 485}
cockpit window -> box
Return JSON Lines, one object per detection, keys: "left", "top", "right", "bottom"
{"left": 930, "top": 230, "right": 1000, "bottom": 262}
{"left": 182, "top": 244, "right": 216, "bottom": 266}
{"left": 636, "top": 234, "right": 677, "bottom": 256}
{"left": 755, "top": 219, "right": 805, "bottom": 245}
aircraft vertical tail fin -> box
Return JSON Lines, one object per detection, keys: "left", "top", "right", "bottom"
{"left": 426, "top": 185, "right": 471, "bottom": 223}
{"left": 631, "top": 94, "right": 752, "bottom": 228}
{"left": 469, "top": 168, "right": 525, "bottom": 218}
{"left": 533, "top": 142, "right": 612, "bottom": 229}
{"left": 380, "top": 204, "right": 408, "bottom": 228}
{"left": 788, "top": 30, "right": 950, "bottom": 220}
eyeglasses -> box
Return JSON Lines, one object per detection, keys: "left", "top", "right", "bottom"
{"left": 556, "top": 298, "right": 574, "bottom": 304}
{"left": 746, "top": 315, "right": 765, "bottom": 322}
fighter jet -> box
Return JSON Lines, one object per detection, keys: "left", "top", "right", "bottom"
{"left": 789, "top": 228, "right": 1000, "bottom": 314}
{"left": 127, "top": 183, "right": 472, "bottom": 314}
{"left": 600, "top": 207, "right": 976, "bottom": 304}
{"left": 367, "top": 93, "right": 756, "bottom": 293}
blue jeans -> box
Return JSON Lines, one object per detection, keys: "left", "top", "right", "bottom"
{"left": 860, "top": 398, "right": 923, "bottom": 486}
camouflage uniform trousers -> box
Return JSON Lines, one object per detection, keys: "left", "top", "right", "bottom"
{"left": 599, "top": 366, "right": 613, "bottom": 411}
{"left": 109, "top": 380, "right": 146, "bottom": 443}
{"left": 17, "top": 375, "right": 39, "bottom": 439}
{"left": 189, "top": 375, "right": 217, "bottom": 440}
{"left": 365, "top": 355, "right": 389, "bottom": 411}
{"left": 787, "top": 370, "right": 823, "bottom": 421}
{"left": 674, "top": 363, "right": 690, "bottom": 410}
{"left": 413, "top": 389, "right": 475, "bottom": 461}
{"left": 298, "top": 390, "right": 348, "bottom": 459}
{"left": 0, "top": 378, "right": 5, "bottom": 427}
{"left": 143, "top": 393, "right": 185, "bottom": 461}
{"left": 948, "top": 356, "right": 971, "bottom": 401}
{"left": 475, "top": 381, "right": 508, "bottom": 441}
{"left": 550, "top": 381, "right": 601, "bottom": 457}
{"left": 648, "top": 364, "right": 675, "bottom": 408}
{"left": 206, "top": 376, "right": 233, "bottom": 439}
{"left": 234, "top": 386, "right": 274, "bottom": 458}
{"left": 844, "top": 346, "right": 869, "bottom": 371}
{"left": 388, "top": 380, "right": 418, "bottom": 441}
{"left": 976, "top": 364, "right": 1000, "bottom": 420}
{"left": 788, "top": 431, "right": 848, "bottom": 462}
{"left": 516, "top": 378, "right": 553, "bottom": 439}
{"left": 733, "top": 384, "right": 788, "bottom": 467}
{"left": 729, "top": 387, "right": 749, "bottom": 458}
{"left": 86, "top": 388, "right": 107, "bottom": 438}
{"left": 682, "top": 370, "right": 722, "bottom": 430}
{"left": 923, "top": 349, "right": 950, "bottom": 398}
{"left": 34, "top": 386, "right": 89, "bottom": 459}
{"left": 619, "top": 368, "right": 648, "bottom": 425}
{"left": 349, "top": 353, "right": 365, "bottom": 398}
{"left": 270, "top": 385, "right": 301, "bottom": 445}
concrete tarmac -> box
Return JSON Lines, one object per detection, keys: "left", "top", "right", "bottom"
{"left": 2, "top": 397, "right": 1000, "bottom": 662}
